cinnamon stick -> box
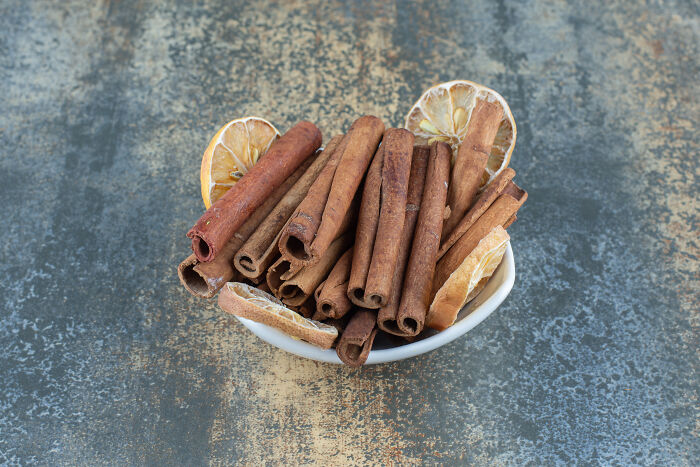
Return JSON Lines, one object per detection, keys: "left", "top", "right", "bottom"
{"left": 310, "top": 116, "right": 384, "bottom": 263}
{"left": 443, "top": 100, "right": 503, "bottom": 237}
{"left": 396, "top": 142, "right": 451, "bottom": 336}
{"left": 347, "top": 144, "right": 383, "bottom": 306}
{"left": 234, "top": 135, "right": 344, "bottom": 279}
{"left": 188, "top": 121, "right": 322, "bottom": 262}
{"left": 349, "top": 129, "right": 414, "bottom": 308}
{"left": 266, "top": 257, "right": 293, "bottom": 297}
{"left": 336, "top": 309, "right": 377, "bottom": 367}
{"left": 278, "top": 233, "right": 353, "bottom": 307}
{"left": 177, "top": 158, "right": 313, "bottom": 298}
{"left": 278, "top": 133, "right": 351, "bottom": 264}
{"left": 432, "top": 181, "right": 527, "bottom": 299}
{"left": 438, "top": 167, "right": 515, "bottom": 259}
{"left": 317, "top": 247, "right": 354, "bottom": 319}
{"left": 377, "top": 145, "right": 429, "bottom": 335}
{"left": 279, "top": 116, "right": 384, "bottom": 265}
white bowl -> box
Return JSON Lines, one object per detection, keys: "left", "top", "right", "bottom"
{"left": 236, "top": 243, "right": 515, "bottom": 364}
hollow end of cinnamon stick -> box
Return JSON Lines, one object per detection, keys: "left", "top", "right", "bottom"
{"left": 236, "top": 255, "right": 257, "bottom": 273}
{"left": 343, "top": 342, "right": 365, "bottom": 362}
{"left": 279, "top": 283, "right": 302, "bottom": 300}
{"left": 191, "top": 235, "right": 214, "bottom": 262}
{"left": 399, "top": 316, "right": 421, "bottom": 336}
{"left": 377, "top": 318, "right": 404, "bottom": 336}
{"left": 177, "top": 256, "right": 216, "bottom": 299}
{"left": 368, "top": 294, "right": 384, "bottom": 307}
{"left": 266, "top": 258, "right": 291, "bottom": 295}
{"left": 349, "top": 287, "right": 365, "bottom": 304}
{"left": 282, "top": 234, "right": 312, "bottom": 262}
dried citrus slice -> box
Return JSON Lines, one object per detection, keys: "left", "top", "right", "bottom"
{"left": 426, "top": 226, "right": 509, "bottom": 331}
{"left": 405, "top": 80, "right": 516, "bottom": 187}
{"left": 200, "top": 117, "right": 280, "bottom": 208}
{"left": 218, "top": 282, "right": 338, "bottom": 349}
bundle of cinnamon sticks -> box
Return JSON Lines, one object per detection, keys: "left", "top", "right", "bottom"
{"left": 179, "top": 106, "right": 527, "bottom": 367}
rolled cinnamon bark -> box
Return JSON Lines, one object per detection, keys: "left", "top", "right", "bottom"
{"left": 178, "top": 159, "right": 313, "bottom": 298}
{"left": 278, "top": 233, "right": 353, "bottom": 307}
{"left": 432, "top": 181, "right": 527, "bottom": 299}
{"left": 336, "top": 309, "right": 377, "bottom": 367}
{"left": 188, "top": 121, "right": 322, "bottom": 262}
{"left": 377, "top": 145, "right": 430, "bottom": 335}
{"left": 310, "top": 116, "right": 384, "bottom": 263}
{"left": 234, "top": 135, "right": 344, "bottom": 279}
{"left": 348, "top": 129, "right": 414, "bottom": 308}
{"left": 438, "top": 167, "right": 515, "bottom": 259}
{"left": 443, "top": 100, "right": 503, "bottom": 237}
{"left": 396, "top": 142, "right": 451, "bottom": 336}
{"left": 278, "top": 134, "right": 350, "bottom": 263}
{"left": 317, "top": 247, "right": 354, "bottom": 319}
{"left": 266, "top": 257, "right": 293, "bottom": 297}
{"left": 347, "top": 144, "right": 383, "bottom": 306}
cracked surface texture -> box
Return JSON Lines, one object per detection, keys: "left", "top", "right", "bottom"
{"left": 1, "top": 0, "right": 697, "bottom": 465}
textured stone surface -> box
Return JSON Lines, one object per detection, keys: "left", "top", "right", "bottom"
{"left": 1, "top": 0, "right": 698, "bottom": 465}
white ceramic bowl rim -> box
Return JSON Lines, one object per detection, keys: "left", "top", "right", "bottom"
{"left": 236, "top": 243, "right": 515, "bottom": 364}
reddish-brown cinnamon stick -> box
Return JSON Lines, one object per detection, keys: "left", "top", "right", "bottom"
{"left": 307, "top": 116, "right": 384, "bottom": 263}
{"left": 266, "top": 257, "right": 293, "bottom": 297}
{"left": 188, "top": 121, "right": 321, "bottom": 262}
{"left": 432, "top": 181, "right": 527, "bottom": 299}
{"left": 233, "top": 135, "right": 343, "bottom": 279}
{"left": 336, "top": 309, "right": 377, "bottom": 367}
{"left": 443, "top": 100, "right": 503, "bottom": 237}
{"left": 349, "top": 129, "right": 414, "bottom": 308}
{"left": 278, "top": 134, "right": 351, "bottom": 264}
{"left": 177, "top": 158, "right": 313, "bottom": 298}
{"left": 438, "top": 167, "right": 515, "bottom": 259}
{"left": 377, "top": 145, "right": 430, "bottom": 335}
{"left": 317, "top": 247, "right": 354, "bottom": 319}
{"left": 396, "top": 142, "right": 451, "bottom": 336}
{"left": 347, "top": 144, "right": 384, "bottom": 306}
{"left": 278, "top": 233, "right": 353, "bottom": 307}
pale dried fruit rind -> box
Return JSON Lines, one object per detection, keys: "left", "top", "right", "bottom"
{"left": 201, "top": 117, "right": 280, "bottom": 208}
{"left": 405, "top": 80, "right": 516, "bottom": 187}
{"left": 218, "top": 282, "right": 338, "bottom": 349}
{"left": 426, "top": 226, "right": 510, "bottom": 331}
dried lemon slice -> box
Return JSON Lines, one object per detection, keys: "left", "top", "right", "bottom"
{"left": 426, "top": 226, "right": 509, "bottom": 331}
{"left": 405, "top": 80, "right": 516, "bottom": 187}
{"left": 200, "top": 117, "right": 280, "bottom": 209}
{"left": 218, "top": 282, "right": 338, "bottom": 349}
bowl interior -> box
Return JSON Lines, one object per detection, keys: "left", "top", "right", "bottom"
{"left": 236, "top": 242, "right": 515, "bottom": 364}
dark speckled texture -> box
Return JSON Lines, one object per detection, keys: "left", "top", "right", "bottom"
{"left": 1, "top": 0, "right": 697, "bottom": 465}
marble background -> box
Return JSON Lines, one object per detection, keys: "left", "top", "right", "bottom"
{"left": 1, "top": 0, "right": 697, "bottom": 464}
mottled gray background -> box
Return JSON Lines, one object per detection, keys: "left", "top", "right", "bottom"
{"left": 1, "top": 0, "right": 697, "bottom": 465}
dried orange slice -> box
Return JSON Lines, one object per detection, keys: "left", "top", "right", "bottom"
{"left": 200, "top": 117, "right": 280, "bottom": 208}
{"left": 218, "top": 282, "right": 338, "bottom": 349}
{"left": 426, "top": 226, "right": 509, "bottom": 331}
{"left": 405, "top": 80, "right": 516, "bottom": 187}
